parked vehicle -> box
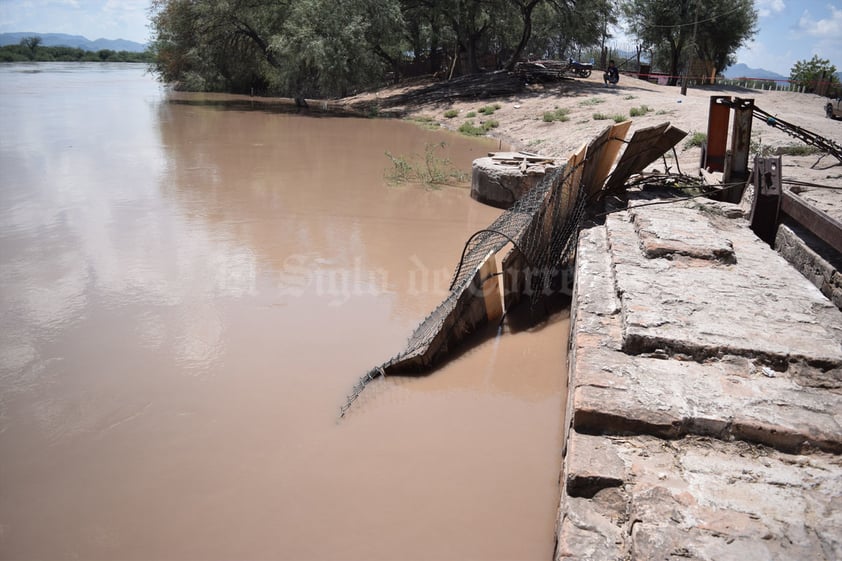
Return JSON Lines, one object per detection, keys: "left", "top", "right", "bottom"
{"left": 566, "top": 58, "right": 593, "bottom": 78}
{"left": 826, "top": 98, "right": 841, "bottom": 119}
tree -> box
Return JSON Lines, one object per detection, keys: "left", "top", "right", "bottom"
{"left": 623, "top": 0, "right": 756, "bottom": 85}
{"left": 790, "top": 55, "right": 838, "bottom": 95}
{"left": 503, "top": 0, "right": 544, "bottom": 70}
{"left": 526, "top": 0, "right": 613, "bottom": 61}
{"left": 20, "top": 36, "right": 41, "bottom": 57}
{"left": 147, "top": 0, "right": 615, "bottom": 96}
{"left": 623, "top": 0, "right": 691, "bottom": 84}
{"left": 269, "top": 0, "right": 405, "bottom": 99}
{"left": 693, "top": 0, "right": 756, "bottom": 82}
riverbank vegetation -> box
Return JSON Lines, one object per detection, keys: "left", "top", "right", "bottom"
{"left": 148, "top": 0, "right": 759, "bottom": 101}
{"left": 0, "top": 37, "right": 153, "bottom": 63}
{"left": 148, "top": 0, "right": 620, "bottom": 98}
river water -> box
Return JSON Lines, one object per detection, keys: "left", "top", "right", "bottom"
{"left": 0, "top": 62, "right": 568, "bottom": 560}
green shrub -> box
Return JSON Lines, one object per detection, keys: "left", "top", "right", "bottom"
{"left": 542, "top": 108, "right": 571, "bottom": 122}
{"left": 465, "top": 111, "right": 477, "bottom": 118}
{"left": 459, "top": 118, "right": 499, "bottom": 136}
{"left": 774, "top": 143, "right": 821, "bottom": 156}
{"left": 385, "top": 142, "right": 468, "bottom": 186}
{"left": 580, "top": 97, "right": 606, "bottom": 106}
{"left": 443, "top": 109, "right": 458, "bottom": 118}
{"left": 592, "top": 112, "right": 610, "bottom": 120}
{"left": 684, "top": 131, "right": 707, "bottom": 149}
{"left": 459, "top": 120, "right": 486, "bottom": 136}
{"left": 629, "top": 105, "right": 651, "bottom": 117}
{"left": 612, "top": 114, "right": 627, "bottom": 123}
{"left": 407, "top": 115, "right": 440, "bottom": 130}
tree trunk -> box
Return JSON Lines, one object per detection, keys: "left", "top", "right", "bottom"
{"left": 429, "top": 19, "right": 442, "bottom": 74}
{"left": 504, "top": 1, "right": 540, "bottom": 71}
{"left": 668, "top": 41, "right": 682, "bottom": 86}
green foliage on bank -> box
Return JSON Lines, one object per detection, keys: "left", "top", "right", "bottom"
{"left": 385, "top": 142, "right": 468, "bottom": 186}
{"left": 0, "top": 39, "right": 153, "bottom": 63}
{"left": 146, "top": 0, "right": 622, "bottom": 98}
{"left": 789, "top": 55, "right": 840, "bottom": 95}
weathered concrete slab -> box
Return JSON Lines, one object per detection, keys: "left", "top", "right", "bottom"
{"left": 556, "top": 433, "right": 842, "bottom": 561}
{"left": 570, "top": 224, "right": 842, "bottom": 454}
{"left": 607, "top": 197, "right": 842, "bottom": 367}
{"left": 776, "top": 221, "right": 842, "bottom": 310}
{"left": 560, "top": 194, "right": 842, "bottom": 561}
{"left": 571, "top": 348, "right": 842, "bottom": 453}
{"left": 631, "top": 204, "right": 735, "bottom": 262}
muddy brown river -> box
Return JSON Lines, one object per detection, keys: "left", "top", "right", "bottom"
{"left": 0, "top": 63, "right": 568, "bottom": 560}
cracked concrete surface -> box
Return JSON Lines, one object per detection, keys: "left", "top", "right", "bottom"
{"left": 557, "top": 191, "right": 842, "bottom": 560}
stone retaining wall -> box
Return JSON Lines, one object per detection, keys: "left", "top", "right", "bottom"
{"left": 557, "top": 192, "right": 842, "bottom": 560}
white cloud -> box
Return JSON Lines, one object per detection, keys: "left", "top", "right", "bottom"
{"left": 796, "top": 5, "right": 842, "bottom": 38}
{"left": 756, "top": 0, "right": 785, "bottom": 18}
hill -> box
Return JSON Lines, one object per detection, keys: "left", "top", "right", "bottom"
{"left": 722, "top": 63, "right": 787, "bottom": 81}
{"left": 0, "top": 32, "right": 147, "bottom": 52}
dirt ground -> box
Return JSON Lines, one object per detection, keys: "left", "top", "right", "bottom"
{"left": 345, "top": 73, "right": 842, "bottom": 189}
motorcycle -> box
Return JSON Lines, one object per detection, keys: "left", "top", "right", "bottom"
{"left": 566, "top": 58, "right": 593, "bottom": 78}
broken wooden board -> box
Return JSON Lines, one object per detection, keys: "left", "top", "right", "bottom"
{"left": 584, "top": 120, "right": 632, "bottom": 199}
{"left": 489, "top": 151, "right": 554, "bottom": 163}
{"left": 603, "top": 123, "right": 687, "bottom": 194}
{"left": 577, "top": 125, "right": 615, "bottom": 200}
{"left": 380, "top": 250, "right": 503, "bottom": 373}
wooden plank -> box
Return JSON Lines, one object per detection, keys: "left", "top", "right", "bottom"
{"left": 604, "top": 122, "right": 680, "bottom": 193}
{"left": 585, "top": 120, "right": 632, "bottom": 199}
{"left": 578, "top": 125, "right": 613, "bottom": 199}
{"left": 656, "top": 125, "right": 688, "bottom": 156}
{"left": 489, "top": 152, "right": 551, "bottom": 163}
{"left": 502, "top": 247, "right": 526, "bottom": 312}
{"left": 479, "top": 250, "right": 503, "bottom": 322}
{"left": 603, "top": 122, "right": 669, "bottom": 192}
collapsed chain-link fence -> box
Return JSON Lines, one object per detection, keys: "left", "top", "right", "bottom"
{"left": 339, "top": 157, "right": 593, "bottom": 418}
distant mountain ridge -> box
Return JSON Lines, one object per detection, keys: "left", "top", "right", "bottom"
{"left": 723, "top": 62, "right": 842, "bottom": 84}
{"left": 722, "top": 63, "right": 787, "bottom": 81}
{"left": 0, "top": 32, "right": 147, "bottom": 52}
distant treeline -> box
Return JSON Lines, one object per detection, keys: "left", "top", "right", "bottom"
{"left": 1, "top": 43, "right": 154, "bottom": 63}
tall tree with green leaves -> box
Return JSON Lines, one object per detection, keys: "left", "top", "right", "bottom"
{"left": 270, "top": 0, "right": 405, "bottom": 99}
{"left": 622, "top": 0, "right": 756, "bottom": 85}
{"left": 149, "top": 0, "right": 289, "bottom": 93}
{"left": 790, "top": 55, "right": 838, "bottom": 94}
{"left": 693, "top": 0, "right": 756, "bottom": 81}
{"left": 20, "top": 36, "right": 42, "bottom": 56}
{"left": 530, "top": 0, "right": 613, "bottom": 62}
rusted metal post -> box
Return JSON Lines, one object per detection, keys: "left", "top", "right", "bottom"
{"left": 723, "top": 98, "right": 754, "bottom": 202}
{"left": 749, "top": 155, "right": 782, "bottom": 245}
{"left": 703, "top": 96, "right": 731, "bottom": 172}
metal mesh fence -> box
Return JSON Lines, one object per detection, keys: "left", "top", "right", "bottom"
{"left": 340, "top": 159, "right": 589, "bottom": 418}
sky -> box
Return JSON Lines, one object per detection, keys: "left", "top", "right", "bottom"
{"left": 0, "top": 0, "right": 840, "bottom": 76}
